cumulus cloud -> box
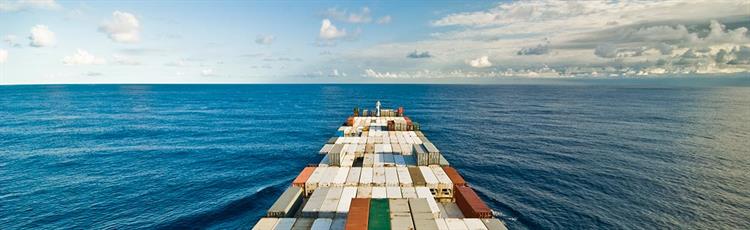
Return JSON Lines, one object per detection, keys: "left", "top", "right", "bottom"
{"left": 0, "top": 0, "right": 60, "bottom": 12}
{"left": 99, "top": 11, "right": 141, "bottom": 43}
{"left": 323, "top": 7, "right": 372, "bottom": 23}
{"left": 517, "top": 43, "right": 549, "bottom": 55}
{"left": 594, "top": 44, "right": 618, "bottom": 58}
{"left": 407, "top": 50, "right": 432, "bottom": 58}
{"left": 3, "top": 35, "right": 21, "bottom": 47}
{"left": 201, "top": 69, "right": 214, "bottom": 76}
{"left": 29, "top": 25, "right": 56, "bottom": 47}
{"left": 467, "top": 56, "right": 492, "bottom": 68}
{"left": 377, "top": 15, "right": 392, "bottom": 24}
{"left": 255, "top": 34, "right": 275, "bottom": 45}
{"left": 0, "top": 49, "right": 7, "bottom": 63}
{"left": 62, "top": 49, "right": 106, "bottom": 65}
{"left": 319, "top": 19, "right": 347, "bottom": 40}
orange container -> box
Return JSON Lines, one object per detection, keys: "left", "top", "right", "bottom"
{"left": 346, "top": 198, "right": 370, "bottom": 230}
{"left": 454, "top": 186, "right": 492, "bottom": 218}
{"left": 441, "top": 166, "right": 467, "bottom": 187}
{"left": 292, "top": 167, "right": 316, "bottom": 187}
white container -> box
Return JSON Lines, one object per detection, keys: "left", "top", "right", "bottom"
{"left": 335, "top": 137, "right": 345, "bottom": 144}
{"left": 319, "top": 144, "right": 333, "bottom": 154}
{"left": 336, "top": 187, "right": 358, "bottom": 216}
{"left": 319, "top": 155, "right": 330, "bottom": 167}
{"left": 415, "top": 187, "right": 441, "bottom": 217}
{"left": 371, "top": 186, "right": 387, "bottom": 198}
{"left": 346, "top": 144, "right": 357, "bottom": 154}
{"left": 435, "top": 218, "right": 449, "bottom": 230}
{"left": 363, "top": 154, "right": 374, "bottom": 167}
{"left": 318, "top": 167, "right": 339, "bottom": 187}
{"left": 383, "top": 143, "right": 392, "bottom": 154}
{"left": 442, "top": 202, "right": 464, "bottom": 218}
{"left": 445, "top": 218, "right": 468, "bottom": 230}
{"left": 305, "top": 166, "right": 327, "bottom": 196}
{"left": 311, "top": 218, "right": 333, "bottom": 230}
{"left": 273, "top": 218, "right": 296, "bottom": 230}
{"left": 373, "top": 167, "right": 386, "bottom": 186}
{"left": 419, "top": 166, "right": 440, "bottom": 194}
{"left": 400, "top": 187, "right": 417, "bottom": 198}
{"left": 393, "top": 155, "right": 406, "bottom": 167}
{"left": 385, "top": 167, "right": 399, "bottom": 186}
{"left": 340, "top": 154, "right": 355, "bottom": 167}
{"left": 463, "top": 218, "right": 488, "bottom": 230}
{"left": 302, "top": 187, "right": 329, "bottom": 217}
{"left": 359, "top": 167, "right": 373, "bottom": 185}
{"left": 383, "top": 135, "right": 391, "bottom": 144}
{"left": 386, "top": 186, "right": 402, "bottom": 198}
{"left": 391, "top": 143, "right": 401, "bottom": 155}
{"left": 345, "top": 167, "right": 361, "bottom": 186}
{"left": 396, "top": 167, "right": 412, "bottom": 187}
{"left": 332, "top": 167, "right": 350, "bottom": 186}
{"left": 430, "top": 166, "right": 453, "bottom": 197}
{"left": 400, "top": 143, "right": 413, "bottom": 155}
{"left": 252, "top": 218, "right": 279, "bottom": 230}
{"left": 356, "top": 186, "right": 372, "bottom": 198}
{"left": 319, "top": 187, "right": 343, "bottom": 218}
{"left": 373, "top": 153, "right": 384, "bottom": 167}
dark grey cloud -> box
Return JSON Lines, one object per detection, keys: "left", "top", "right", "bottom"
{"left": 517, "top": 44, "right": 549, "bottom": 55}
{"left": 406, "top": 51, "right": 432, "bottom": 58}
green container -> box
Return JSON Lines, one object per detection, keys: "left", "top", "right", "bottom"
{"left": 368, "top": 199, "right": 391, "bottom": 230}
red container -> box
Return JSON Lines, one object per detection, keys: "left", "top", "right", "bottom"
{"left": 346, "top": 198, "right": 370, "bottom": 230}
{"left": 387, "top": 121, "right": 395, "bottom": 131}
{"left": 292, "top": 167, "right": 316, "bottom": 187}
{"left": 441, "top": 166, "right": 467, "bottom": 187}
{"left": 454, "top": 186, "right": 492, "bottom": 218}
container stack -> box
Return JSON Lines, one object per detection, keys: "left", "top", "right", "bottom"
{"left": 254, "top": 103, "right": 507, "bottom": 230}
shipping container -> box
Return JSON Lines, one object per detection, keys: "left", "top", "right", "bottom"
{"left": 311, "top": 218, "right": 333, "bottom": 230}
{"left": 396, "top": 167, "right": 412, "bottom": 187}
{"left": 463, "top": 218, "right": 489, "bottom": 230}
{"left": 292, "top": 167, "right": 315, "bottom": 188}
{"left": 393, "top": 154, "right": 406, "bottom": 166}
{"left": 445, "top": 218, "right": 468, "bottom": 230}
{"left": 368, "top": 199, "right": 391, "bottom": 230}
{"left": 454, "top": 186, "right": 492, "bottom": 218}
{"left": 439, "top": 155, "right": 450, "bottom": 166}
{"left": 441, "top": 166, "right": 466, "bottom": 187}
{"left": 389, "top": 199, "right": 410, "bottom": 213}
{"left": 415, "top": 187, "right": 441, "bottom": 217}
{"left": 383, "top": 154, "right": 395, "bottom": 166}
{"left": 336, "top": 187, "right": 358, "bottom": 216}
{"left": 341, "top": 154, "right": 355, "bottom": 167}
{"left": 383, "top": 144, "right": 393, "bottom": 154}
{"left": 373, "top": 167, "right": 386, "bottom": 186}
{"left": 422, "top": 142, "right": 441, "bottom": 165}
{"left": 391, "top": 143, "right": 401, "bottom": 154}
{"left": 291, "top": 218, "right": 314, "bottom": 230}
{"left": 442, "top": 202, "right": 464, "bottom": 218}
{"left": 320, "top": 187, "right": 343, "bottom": 218}
{"left": 359, "top": 167, "right": 373, "bottom": 185}
{"left": 384, "top": 167, "right": 399, "bottom": 187}
{"left": 320, "top": 144, "right": 334, "bottom": 154}
{"left": 408, "top": 198, "right": 439, "bottom": 230}
{"left": 413, "top": 144, "right": 429, "bottom": 166}
{"left": 363, "top": 154, "right": 374, "bottom": 167}
{"left": 403, "top": 154, "right": 417, "bottom": 166}
{"left": 400, "top": 187, "right": 417, "bottom": 198}
{"left": 274, "top": 218, "right": 296, "bottom": 230}
{"left": 319, "top": 155, "right": 330, "bottom": 167}
{"left": 345, "top": 167, "right": 362, "bottom": 186}
{"left": 373, "top": 153, "right": 384, "bottom": 167}
{"left": 268, "top": 186, "right": 303, "bottom": 217}
{"left": 329, "top": 144, "right": 345, "bottom": 166}
{"left": 386, "top": 186, "right": 402, "bottom": 198}
{"left": 419, "top": 166, "right": 440, "bottom": 195}
{"left": 252, "top": 218, "right": 279, "bottom": 230}
{"left": 435, "top": 218, "right": 449, "bottom": 230}
{"left": 302, "top": 187, "right": 329, "bottom": 217}
{"left": 408, "top": 167, "right": 426, "bottom": 186}
{"left": 345, "top": 198, "right": 370, "bottom": 230}
{"left": 356, "top": 186, "right": 372, "bottom": 198}
{"left": 400, "top": 143, "right": 413, "bottom": 155}
{"left": 480, "top": 219, "right": 508, "bottom": 230}
{"left": 333, "top": 167, "right": 350, "bottom": 186}
{"left": 327, "top": 137, "right": 339, "bottom": 144}
{"left": 390, "top": 216, "right": 414, "bottom": 230}
{"left": 319, "top": 167, "right": 340, "bottom": 188}
{"left": 371, "top": 187, "right": 387, "bottom": 199}
{"left": 430, "top": 166, "right": 454, "bottom": 198}
{"left": 305, "top": 167, "right": 327, "bottom": 196}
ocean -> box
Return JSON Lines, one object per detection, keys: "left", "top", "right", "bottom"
{"left": 1, "top": 84, "right": 749, "bottom": 229}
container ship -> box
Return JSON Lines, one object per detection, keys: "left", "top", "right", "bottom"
{"left": 253, "top": 102, "right": 507, "bottom": 230}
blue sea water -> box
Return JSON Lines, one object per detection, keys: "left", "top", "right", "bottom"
{"left": 1, "top": 84, "right": 749, "bottom": 229}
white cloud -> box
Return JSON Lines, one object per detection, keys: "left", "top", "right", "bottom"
{"left": 255, "top": 34, "right": 275, "bottom": 45}
{"left": 62, "top": 49, "right": 106, "bottom": 65}
{"left": 594, "top": 44, "right": 617, "bottom": 58}
{"left": 323, "top": 7, "right": 372, "bottom": 23}
{"left": 319, "top": 19, "right": 347, "bottom": 40}
{"left": 99, "top": 11, "right": 141, "bottom": 43}
{"left": 0, "top": 49, "right": 7, "bottom": 63}
{"left": 201, "top": 69, "right": 214, "bottom": 76}
{"left": 467, "top": 56, "right": 492, "bottom": 68}
{"left": 3, "top": 35, "right": 21, "bottom": 47}
{"left": 29, "top": 25, "right": 56, "bottom": 47}
{"left": 0, "top": 0, "right": 60, "bottom": 12}
{"left": 376, "top": 15, "right": 392, "bottom": 24}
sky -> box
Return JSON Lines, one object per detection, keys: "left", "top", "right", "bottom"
{"left": 0, "top": 0, "right": 749, "bottom": 84}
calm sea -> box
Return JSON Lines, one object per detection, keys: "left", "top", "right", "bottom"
{"left": 1, "top": 84, "right": 748, "bottom": 229}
